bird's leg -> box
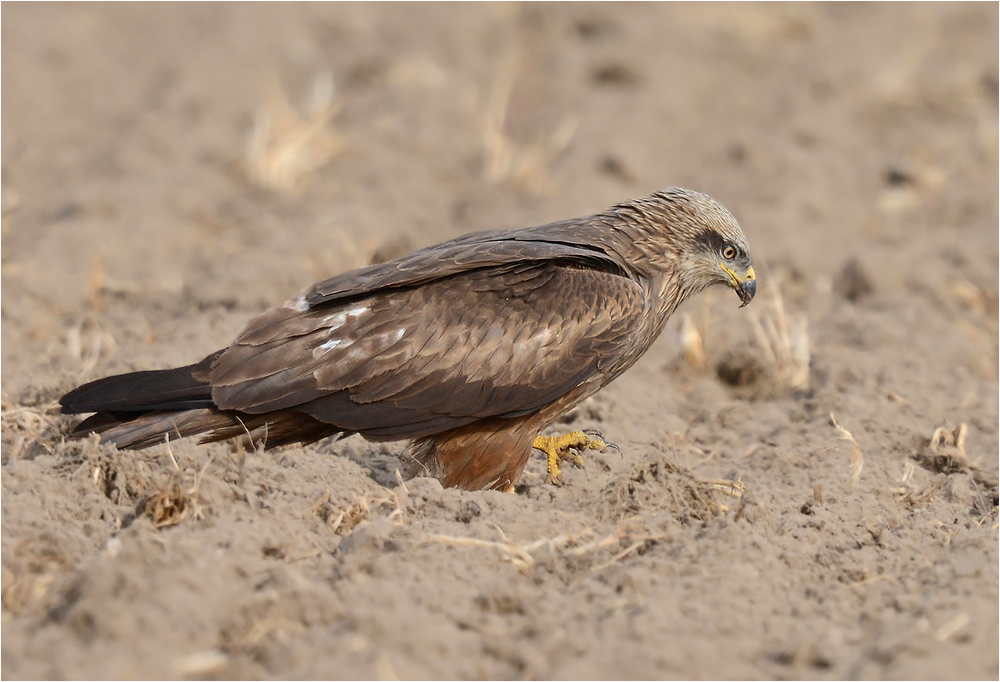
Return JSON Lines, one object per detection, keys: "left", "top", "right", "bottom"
{"left": 533, "top": 429, "right": 611, "bottom": 485}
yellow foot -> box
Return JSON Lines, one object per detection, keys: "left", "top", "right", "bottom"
{"left": 533, "top": 430, "right": 610, "bottom": 485}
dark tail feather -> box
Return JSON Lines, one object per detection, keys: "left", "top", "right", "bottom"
{"left": 59, "top": 351, "right": 223, "bottom": 414}
{"left": 72, "top": 408, "right": 240, "bottom": 449}
{"left": 71, "top": 407, "right": 342, "bottom": 450}
{"left": 60, "top": 351, "right": 342, "bottom": 449}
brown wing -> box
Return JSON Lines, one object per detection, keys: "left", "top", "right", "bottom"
{"left": 300, "top": 218, "right": 632, "bottom": 307}
{"left": 209, "top": 255, "right": 646, "bottom": 441}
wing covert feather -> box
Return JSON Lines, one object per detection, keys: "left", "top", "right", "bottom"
{"left": 210, "top": 257, "right": 647, "bottom": 439}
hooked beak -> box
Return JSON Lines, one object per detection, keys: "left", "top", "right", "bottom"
{"left": 721, "top": 264, "right": 756, "bottom": 307}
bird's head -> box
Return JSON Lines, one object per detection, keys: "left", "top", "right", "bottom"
{"left": 619, "top": 188, "right": 756, "bottom": 307}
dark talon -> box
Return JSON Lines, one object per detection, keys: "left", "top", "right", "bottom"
{"left": 581, "top": 428, "right": 621, "bottom": 456}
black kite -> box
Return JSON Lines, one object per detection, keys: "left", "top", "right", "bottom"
{"left": 60, "top": 188, "right": 756, "bottom": 490}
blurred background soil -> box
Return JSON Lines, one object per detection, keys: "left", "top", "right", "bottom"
{"left": 2, "top": 3, "right": 997, "bottom": 679}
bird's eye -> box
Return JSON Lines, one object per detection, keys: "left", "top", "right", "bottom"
{"left": 722, "top": 246, "right": 737, "bottom": 260}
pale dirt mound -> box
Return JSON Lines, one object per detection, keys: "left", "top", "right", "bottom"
{"left": 3, "top": 4, "right": 997, "bottom": 680}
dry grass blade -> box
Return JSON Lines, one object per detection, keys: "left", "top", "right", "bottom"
{"left": 425, "top": 535, "right": 536, "bottom": 571}
{"left": 174, "top": 650, "right": 229, "bottom": 678}
{"left": 947, "top": 278, "right": 997, "bottom": 318}
{"left": 747, "top": 275, "right": 810, "bottom": 391}
{"left": 0, "top": 398, "right": 62, "bottom": 461}
{"left": 140, "top": 440, "right": 215, "bottom": 529}
{"left": 934, "top": 613, "right": 971, "bottom": 642}
{"left": 891, "top": 460, "right": 941, "bottom": 506}
{"left": 1, "top": 538, "right": 70, "bottom": 614}
{"left": 425, "top": 516, "right": 662, "bottom": 573}
{"left": 679, "top": 313, "right": 706, "bottom": 370}
{"left": 590, "top": 540, "right": 650, "bottom": 573}
{"left": 711, "top": 478, "right": 746, "bottom": 498}
{"left": 316, "top": 490, "right": 404, "bottom": 535}
{"left": 143, "top": 480, "right": 198, "bottom": 529}
{"left": 478, "top": 56, "right": 577, "bottom": 196}
{"left": 66, "top": 316, "right": 119, "bottom": 378}
{"left": 913, "top": 423, "right": 999, "bottom": 500}
{"left": 245, "top": 73, "right": 346, "bottom": 193}
{"left": 916, "top": 423, "right": 969, "bottom": 473}
{"left": 830, "top": 413, "right": 863, "bottom": 486}
{"left": 679, "top": 293, "right": 716, "bottom": 370}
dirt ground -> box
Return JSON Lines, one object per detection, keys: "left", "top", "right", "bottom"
{"left": 2, "top": 3, "right": 998, "bottom": 680}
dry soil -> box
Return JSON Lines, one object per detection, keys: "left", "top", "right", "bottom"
{"left": 2, "top": 3, "right": 998, "bottom": 680}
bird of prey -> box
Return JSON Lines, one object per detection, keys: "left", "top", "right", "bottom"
{"left": 60, "top": 188, "right": 756, "bottom": 491}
